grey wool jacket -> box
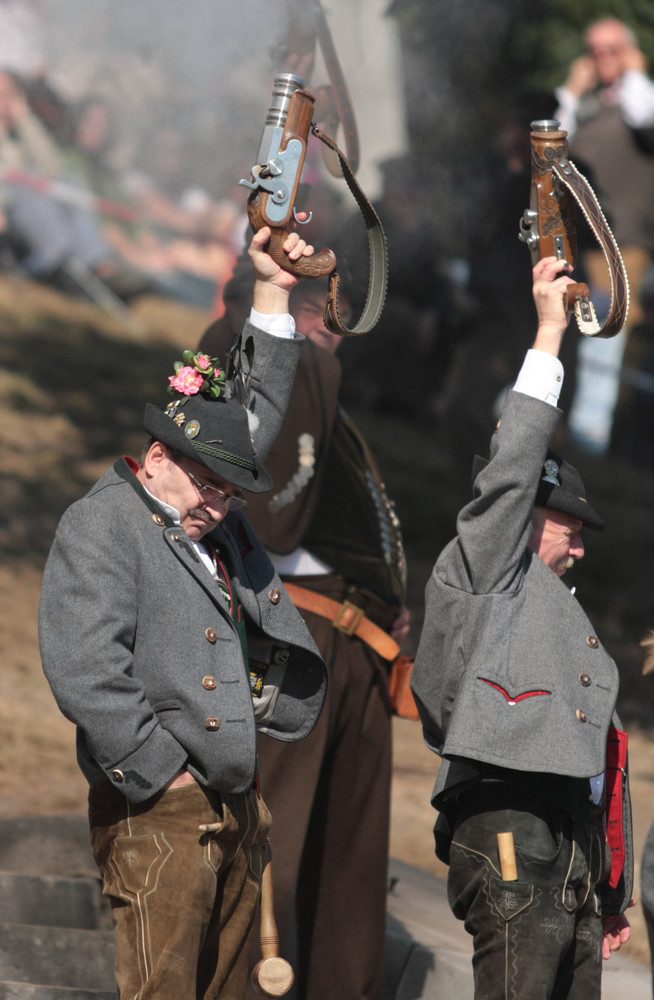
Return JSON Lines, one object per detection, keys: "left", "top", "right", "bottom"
{"left": 39, "top": 320, "right": 326, "bottom": 804}
{"left": 410, "top": 388, "right": 632, "bottom": 912}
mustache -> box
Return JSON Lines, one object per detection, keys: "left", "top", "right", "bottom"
{"left": 190, "top": 507, "right": 215, "bottom": 524}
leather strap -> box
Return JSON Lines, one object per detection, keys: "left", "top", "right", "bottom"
{"left": 551, "top": 157, "right": 630, "bottom": 338}
{"left": 280, "top": 0, "right": 360, "bottom": 177}
{"left": 312, "top": 125, "right": 388, "bottom": 336}
{"left": 283, "top": 581, "right": 399, "bottom": 660}
{"left": 313, "top": 0, "right": 359, "bottom": 176}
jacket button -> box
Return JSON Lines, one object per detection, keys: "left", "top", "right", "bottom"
{"left": 586, "top": 635, "right": 600, "bottom": 649}
{"left": 205, "top": 716, "right": 220, "bottom": 731}
{"left": 205, "top": 628, "right": 217, "bottom": 643}
{"left": 171, "top": 533, "right": 180, "bottom": 542}
{"left": 111, "top": 769, "right": 124, "bottom": 782}
{"left": 202, "top": 675, "right": 217, "bottom": 690}
{"left": 268, "top": 588, "right": 281, "bottom": 604}
{"left": 579, "top": 673, "right": 592, "bottom": 687}
{"left": 152, "top": 513, "right": 165, "bottom": 526}
{"left": 575, "top": 709, "right": 588, "bottom": 723}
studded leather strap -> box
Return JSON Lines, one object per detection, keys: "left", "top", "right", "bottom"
{"left": 551, "top": 157, "right": 630, "bottom": 338}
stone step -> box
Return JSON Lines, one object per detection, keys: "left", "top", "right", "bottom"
{"left": 0, "top": 873, "right": 111, "bottom": 931}
{"left": 0, "top": 817, "right": 95, "bottom": 878}
{"left": 0, "top": 985, "right": 116, "bottom": 1000}
{"left": 0, "top": 925, "right": 115, "bottom": 992}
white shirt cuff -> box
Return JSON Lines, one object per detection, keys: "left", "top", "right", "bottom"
{"left": 554, "top": 87, "right": 580, "bottom": 138}
{"left": 249, "top": 307, "right": 296, "bottom": 338}
{"left": 513, "top": 349, "right": 564, "bottom": 407}
{"left": 619, "top": 70, "right": 654, "bottom": 127}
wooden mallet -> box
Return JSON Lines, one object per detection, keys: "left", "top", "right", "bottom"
{"left": 251, "top": 840, "right": 294, "bottom": 997}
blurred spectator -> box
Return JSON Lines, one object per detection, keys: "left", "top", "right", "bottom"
{"left": 102, "top": 199, "right": 241, "bottom": 309}
{"left": 555, "top": 17, "right": 654, "bottom": 454}
{"left": 0, "top": 0, "right": 46, "bottom": 80}
{"left": 0, "top": 0, "right": 68, "bottom": 145}
{"left": 0, "top": 70, "right": 149, "bottom": 299}
{"left": 91, "top": 124, "right": 245, "bottom": 309}
{"left": 60, "top": 95, "right": 124, "bottom": 203}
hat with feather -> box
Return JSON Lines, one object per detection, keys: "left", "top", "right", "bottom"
{"left": 143, "top": 339, "right": 272, "bottom": 493}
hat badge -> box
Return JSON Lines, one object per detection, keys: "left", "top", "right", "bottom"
{"left": 542, "top": 459, "right": 560, "bottom": 486}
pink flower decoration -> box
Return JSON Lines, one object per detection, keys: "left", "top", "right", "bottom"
{"left": 195, "top": 353, "right": 212, "bottom": 372}
{"left": 168, "top": 366, "right": 204, "bottom": 395}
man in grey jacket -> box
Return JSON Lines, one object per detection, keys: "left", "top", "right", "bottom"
{"left": 38, "top": 225, "right": 327, "bottom": 1000}
{"left": 411, "top": 256, "right": 633, "bottom": 1000}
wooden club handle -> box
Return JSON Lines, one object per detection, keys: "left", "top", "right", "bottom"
{"left": 251, "top": 841, "right": 294, "bottom": 998}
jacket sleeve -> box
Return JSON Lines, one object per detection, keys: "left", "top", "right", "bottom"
{"left": 38, "top": 496, "right": 188, "bottom": 800}
{"left": 233, "top": 318, "right": 304, "bottom": 462}
{"left": 442, "top": 389, "right": 561, "bottom": 595}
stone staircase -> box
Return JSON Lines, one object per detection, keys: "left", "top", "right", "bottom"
{"left": 0, "top": 815, "right": 116, "bottom": 999}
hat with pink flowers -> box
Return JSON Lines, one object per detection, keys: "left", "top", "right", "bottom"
{"left": 143, "top": 349, "right": 272, "bottom": 493}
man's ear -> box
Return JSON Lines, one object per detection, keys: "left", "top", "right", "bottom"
{"left": 142, "top": 440, "right": 168, "bottom": 475}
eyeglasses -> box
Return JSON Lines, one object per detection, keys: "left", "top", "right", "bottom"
{"left": 181, "top": 465, "right": 248, "bottom": 511}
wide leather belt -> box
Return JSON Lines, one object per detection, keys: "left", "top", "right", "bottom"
{"left": 283, "top": 582, "right": 399, "bottom": 661}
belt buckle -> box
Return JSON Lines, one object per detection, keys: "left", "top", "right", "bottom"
{"left": 333, "top": 599, "right": 365, "bottom": 636}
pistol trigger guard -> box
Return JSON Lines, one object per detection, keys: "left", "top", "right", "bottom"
{"left": 293, "top": 207, "right": 312, "bottom": 224}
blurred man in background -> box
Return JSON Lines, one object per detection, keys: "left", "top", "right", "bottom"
{"left": 555, "top": 17, "right": 654, "bottom": 454}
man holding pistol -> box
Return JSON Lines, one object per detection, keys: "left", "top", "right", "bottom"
{"left": 198, "top": 264, "right": 409, "bottom": 1000}
{"left": 38, "top": 225, "right": 327, "bottom": 1000}
{"left": 411, "top": 257, "right": 633, "bottom": 999}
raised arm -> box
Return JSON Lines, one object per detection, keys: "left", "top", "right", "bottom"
{"left": 446, "top": 258, "right": 575, "bottom": 594}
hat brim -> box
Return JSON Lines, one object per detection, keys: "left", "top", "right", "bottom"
{"left": 471, "top": 454, "right": 604, "bottom": 530}
{"left": 534, "top": 479, "right": 604, "bottom": 530}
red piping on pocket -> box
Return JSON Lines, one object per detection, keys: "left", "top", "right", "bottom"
{"left": 478, "top": 678, "right": 551, "bottom": 705}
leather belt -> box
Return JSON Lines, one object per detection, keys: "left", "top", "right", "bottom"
{"left": 283, "top": 582, "right": 399, "bottom": 661}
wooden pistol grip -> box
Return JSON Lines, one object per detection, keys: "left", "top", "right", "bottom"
{"left": 564, "top": 281, "right": 590, "bottom": 312}
{"left": 267, "top": 226, "right": 337, "bottom": 277}
{"left": 247, "top": 192, "right": 336, "bottom": 277}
